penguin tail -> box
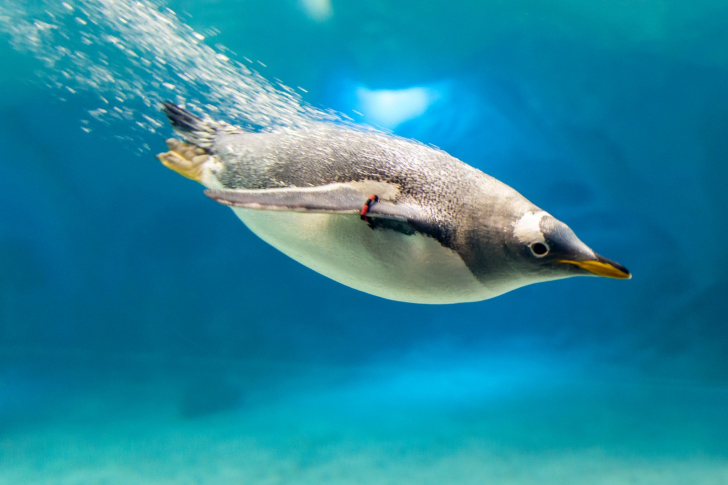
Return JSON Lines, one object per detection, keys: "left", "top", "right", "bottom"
{"left": 161, "top": 102, "right": 239, "bottom": 150}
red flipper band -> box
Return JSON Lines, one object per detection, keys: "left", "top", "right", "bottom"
{"left": 360, "top": 195, "right": 379, "bottom": 222}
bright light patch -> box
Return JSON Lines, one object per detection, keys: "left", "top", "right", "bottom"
{"left": 276, "top": 350, "right": 577, "bottom": 419}
{"left": 300, "top": 0, "right": 333, "bottom": 22}
{"left": 355, "top": 86, "right": 440, "bottom": 129}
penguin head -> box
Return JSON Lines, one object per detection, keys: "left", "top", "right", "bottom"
{"left": 507, "top": 210, "right": 631, "bottom": 281}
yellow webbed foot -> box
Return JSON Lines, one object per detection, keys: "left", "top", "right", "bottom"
{"left": 156, "top": 138, "right": 210, "bottom": 183}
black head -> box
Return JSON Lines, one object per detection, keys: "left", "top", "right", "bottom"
{"left": 507, "top": 211, "right": 631, "bottom": 280}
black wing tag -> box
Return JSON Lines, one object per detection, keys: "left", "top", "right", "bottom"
{"left": 203, "top": 184, "right": 423, "bottom": 222}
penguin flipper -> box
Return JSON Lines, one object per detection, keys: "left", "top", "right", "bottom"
{"left": 204, "top": 184, "right": 423, "bottom": 222}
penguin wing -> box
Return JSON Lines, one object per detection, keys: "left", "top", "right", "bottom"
{"left": 204, "top": 183, "right": 424, "bottom": 222}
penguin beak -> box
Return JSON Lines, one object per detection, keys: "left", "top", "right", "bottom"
{"left": 558, "top": 254, "right": 632, "bottom": 279}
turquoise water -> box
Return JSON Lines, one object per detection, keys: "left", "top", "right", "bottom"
{"left": 1, "top": 0, "right": 727, "bottom": 482}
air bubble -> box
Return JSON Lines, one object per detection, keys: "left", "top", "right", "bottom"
{"left": 0, "top": 0, "right": 363, "bottom": 149}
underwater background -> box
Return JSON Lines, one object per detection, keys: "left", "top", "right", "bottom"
{"left": 1, "top": 0, "right": 727, "bottom": 482}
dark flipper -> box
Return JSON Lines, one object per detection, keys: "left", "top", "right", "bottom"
{"left": 204, "top": 184, "right": 424, "bottom": 222}
{"left": 205, "top": 184, "right": 455, "bottom": 247}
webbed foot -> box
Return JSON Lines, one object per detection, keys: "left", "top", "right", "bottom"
{"left": 156, "top": 138, "right": 209, "bottom": 182}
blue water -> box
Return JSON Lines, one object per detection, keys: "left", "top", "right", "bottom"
{"left": 1, "top": 0, "right": 727, "bottom": 483}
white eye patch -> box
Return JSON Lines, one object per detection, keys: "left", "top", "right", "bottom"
{"left": 512, "top": 210, "right": 548, "bottom": 245}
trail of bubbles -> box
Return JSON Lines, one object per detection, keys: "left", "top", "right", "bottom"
{"left": 0, "top": 0, "right": 350, "bottom": 142}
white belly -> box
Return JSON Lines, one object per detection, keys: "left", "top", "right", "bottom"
{"left": 231, "top": 208, "right": 493, "bottom": 304}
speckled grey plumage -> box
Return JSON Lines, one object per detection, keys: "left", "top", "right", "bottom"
{"left": 214, "top": 127, "right": 540, "bottom": 270}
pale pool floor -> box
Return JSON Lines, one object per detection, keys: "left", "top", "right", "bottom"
{"left": 1, "top": 351, "right": 726, "bottom": 484}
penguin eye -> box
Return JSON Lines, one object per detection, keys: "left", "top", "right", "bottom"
{"left": 530, "top": 242, "right": 549, "bottom": 257}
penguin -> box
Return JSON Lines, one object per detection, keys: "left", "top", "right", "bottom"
{"left": 157, "top": 102, "right": 630, "bottom": 304}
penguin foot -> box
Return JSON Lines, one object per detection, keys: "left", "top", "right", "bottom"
{"left": 360, "top": 195, "right": 380, "bottom": 223}
{"left": 156, "top": 138, "right": 210, "bottom": 182}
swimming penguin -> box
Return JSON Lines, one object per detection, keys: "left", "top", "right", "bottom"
{"left": 157, "top": 102, "right": 630, "bottom": 304}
